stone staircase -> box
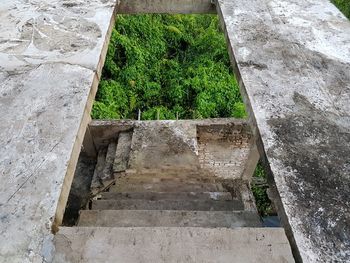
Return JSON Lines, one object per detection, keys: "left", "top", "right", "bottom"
{"left": 54, "top": 120, "right": 294, "bottom": 263}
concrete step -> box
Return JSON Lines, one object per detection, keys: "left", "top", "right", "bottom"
{"left": 90, "top": 148, "right": 106, "bottom": 191}
{"left": 117, "top": 174, "right": 222, "bottom": 184}
{"left": 78, "top": 210, "right": 261, "bottom": 227}
{"left": 90, "top": 142, "right": 118, "bottom": 195}
{"left": 122, "top": 170, "right": 216, "bottom": 180}
{"left": 91, "top": 199, "right": 244, "bottom": 211}
{"left": 54, "top": 227, "right": 294, "bottom": 263}
{"left": 113, "top": 131, "right": 133, "bottom": 173}
{"left": 99, "top": 191, "right": 233, "bottom": 201}
{"left": 110, "top": 180, "right": 225, "bottom": 192}
{"left": 101, "top": 142, "right": 117, "bottom": 183}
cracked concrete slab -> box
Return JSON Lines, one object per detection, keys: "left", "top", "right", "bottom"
{"left": 0, "top": 0, "right": 117, "bottom": 262}
{"left": 217, "top": 0, "right": 350, "bottom": 262}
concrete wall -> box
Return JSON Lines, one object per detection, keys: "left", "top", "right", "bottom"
{"left": 117, "top": 0, "right": 216, "bottom": 14}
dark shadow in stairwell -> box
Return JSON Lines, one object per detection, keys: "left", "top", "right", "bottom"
{"left": 62, "top": 154, "right": 96, "bottom": 226}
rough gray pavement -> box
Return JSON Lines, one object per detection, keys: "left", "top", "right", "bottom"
{"left": 0, "top": 1, "right": 116, "bottom": 262}
{"left": 217, "top": 0, "right": 350, "bottom": 261}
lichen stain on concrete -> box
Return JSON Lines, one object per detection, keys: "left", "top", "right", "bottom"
{"left": 0, "top": 0, "right": 116, "bottom": 71}
{"left": 28, "top": 16, "right": 100, "bottom": 53}
{"left": 279, "top": 48, "right": 350, "bottom": 115}
{"left": 267, "top": 92, "right": 350, "bottom": 260}
{"left": 2, "top": 14, "right": 101, "bottom": 55}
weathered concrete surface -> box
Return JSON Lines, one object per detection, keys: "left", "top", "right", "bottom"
{"left": 86, "top": 119, "right": 257, "bottom": 193}
{"left": 62, "top": 154, "right": 96, "bottom": 226}
{"left": 117, "top": 0, "right": 216, "bottom": 14}
{"left": 77, "top": 210, "right": 261, "bottom": 227}
{"left": 125, "top": 119, "right": 255, "bottom": 179}
{"left": 53, "top": 227, "right": 294, "bottom": 263}
{"left": 113, "top": 131, "right": 132, "bottom": 173}
{"left": 91, "top": 198, "right": 243, "bottom": 211}
{"left": 99, "top": 191, "right": 234, "bottom": 201}
{"left": 217, "top": 0, "right": 350, "bottom": 261}
{"left": 89, "top": 119, "right": 250, "bottom": 148}
{"left": 90, "top": 148, "right": 107, "bottom": 192}
{"left": 0, "top": 0, "right": 117, "bottom": 262}
{"left": 111, "top": 178, "right": 225, "bottom": 192}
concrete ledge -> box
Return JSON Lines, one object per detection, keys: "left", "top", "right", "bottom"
{"left": 86, "top": 119, "right": 258, "bottom": 181}
{"left": 117, "top": 0, "right": 216, "bottom": 14}
{"left": 88, "top": 118, "right": 251, "bottom": 149}
{"left": 217, "top": 0, "right": 350, "bottom": 261}
{"left": 0, "top": 1, "right": 117, "bottom": 262}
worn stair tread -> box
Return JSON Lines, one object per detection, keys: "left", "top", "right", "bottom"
{"left": 77, "top": 210, "right": 261, "bottom": 227}
{"left": 54, "top": 227, "right": 294, "bottom": 263}
{"left": 113, "top": 131, "right": 133, "bottom": 173}
{"left": 90, "top": 148, "right": 107, "bottom": 192}
{"left": 101, "top": 142, "right": 117, "bottom": 182}
{"left": 116, "top": 174, "right": 223, "bottom": 184}
{"left": 122, "top": 170, "right": 218, "bottom": 180}
{"left": 99, "top": 191, "right": 234, "bottom": 201}
{"left": 91, "top": 199, "right": 244, "bottom": 211}
{"left": 110, "top": 180, "right": 225, "bottom": 193}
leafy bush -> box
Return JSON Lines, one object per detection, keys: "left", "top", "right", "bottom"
{"left": 92, "top": 14, "right": 273, "bottom": 215}
{"left": 92, "top": 14, "right": 245, "bottom": 120}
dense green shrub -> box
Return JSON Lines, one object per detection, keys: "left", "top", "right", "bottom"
{"left": 333, "top": 0, "right": 350, "bottom": 19}
{"left": 92, "top": 14, "right": 245, "bottom": 120}
{"left": 92, "top": 14, "right": 273, "bottom": 215}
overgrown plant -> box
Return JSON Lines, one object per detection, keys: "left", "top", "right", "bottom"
{"left": 92, "top": 14, "right": 245, "bottom": 120}
{"left": 92, "top": 14, "right": 273, "bottom": 215}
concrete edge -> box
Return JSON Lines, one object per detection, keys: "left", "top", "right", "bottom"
{"left": 53, "top": 8, "right": 118, "bottom": 232}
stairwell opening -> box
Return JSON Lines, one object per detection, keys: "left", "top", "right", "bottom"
{"left": 62, "top": 14, "right": 278, "bottom": 229}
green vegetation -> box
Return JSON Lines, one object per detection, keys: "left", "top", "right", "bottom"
{"left": 92, "top": 14, "right": 245, "bottom": 120}
{"left": 333, "top": 0, "right": 350, "bottom": 18}
{"left": 251, "top": 164, "right": 273, "bottom": 216}
{"left": 92, "top": 2, "right": 349, "bottom": 217}
{"left": 93, "top": 14, "right": 271, "bottom": 216}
